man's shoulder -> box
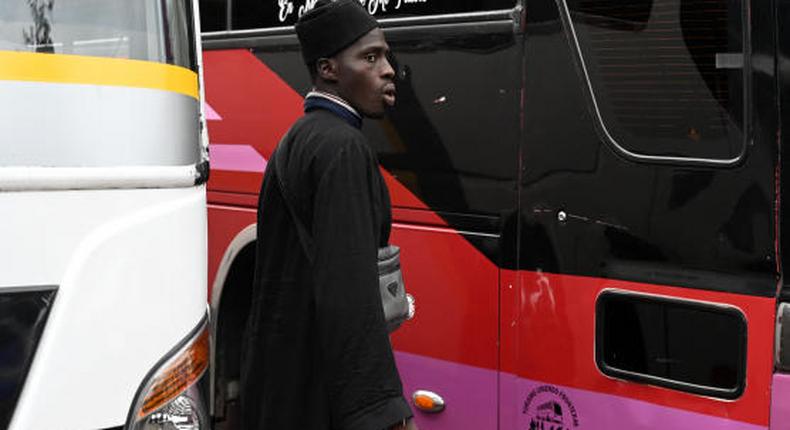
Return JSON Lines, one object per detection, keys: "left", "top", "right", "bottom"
{"left": 299, "top": 111, "right": 365, "bottom": 140}
{"left": 296, "top": 111, "right": 370, "bottom": 154}
{"left": 285, "top": 112, "right": 374, "bottom": 177}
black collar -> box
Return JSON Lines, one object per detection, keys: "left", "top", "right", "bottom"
{"left": 304, "top": 93, "right": 363, "bottom": 129}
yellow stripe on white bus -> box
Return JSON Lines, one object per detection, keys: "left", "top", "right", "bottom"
{"left": 0, "top": 51, "right": 198, "bottom": 99}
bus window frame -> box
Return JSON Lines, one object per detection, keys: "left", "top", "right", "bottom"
{"left": 555, "top": 0, "right": 752, "bottom": 168}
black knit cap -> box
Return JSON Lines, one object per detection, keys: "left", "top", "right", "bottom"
{"left": 295, "top": 0, "right": 379, "bottom": 64}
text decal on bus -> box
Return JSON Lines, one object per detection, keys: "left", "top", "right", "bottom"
{"left": 229, "top": 0, "right": 514, "bottom": 29}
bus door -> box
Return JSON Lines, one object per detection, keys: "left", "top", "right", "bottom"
{"left": 367, "top": 6, "right": 522, "bottom": 430}
{"left": 511, "top": 0, "right": 778, "bottom": 429}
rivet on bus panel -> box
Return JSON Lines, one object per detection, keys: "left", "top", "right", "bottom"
{"left": 412, "top": 390, "right": 445, "bottom": 413}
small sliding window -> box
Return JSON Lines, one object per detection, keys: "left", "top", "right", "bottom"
{"left": 596, "top": 290, "right": 746, "bottom": 399}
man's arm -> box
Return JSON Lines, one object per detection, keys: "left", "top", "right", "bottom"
{"left": 311, "top": 138, "right": 411, "bottom": 430}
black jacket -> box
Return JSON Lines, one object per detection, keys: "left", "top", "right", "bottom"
{"left": 241, "top": 106, "right": 411, "bottom": 430}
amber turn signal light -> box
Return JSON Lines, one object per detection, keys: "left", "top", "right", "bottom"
{"left": 139, "top": 327, "right": 209, "bottom": 418}
{"left": 412, "top": 390, "right": 445, "bottom": 413}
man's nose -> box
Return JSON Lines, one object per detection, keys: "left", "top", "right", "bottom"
{"left": 381, "top": 57, "right": 395, "bottom": 79}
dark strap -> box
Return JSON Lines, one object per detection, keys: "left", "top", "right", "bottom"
{"left": 274, "top": 138, "right": 316, "bottom": 264}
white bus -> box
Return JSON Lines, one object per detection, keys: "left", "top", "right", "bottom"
{"left": 0, "top": 1, "right": 209, "bottom": 429}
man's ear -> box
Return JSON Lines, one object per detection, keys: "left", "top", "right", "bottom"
{"left": 317, "top": 58, "right": 338, "bottom": 82}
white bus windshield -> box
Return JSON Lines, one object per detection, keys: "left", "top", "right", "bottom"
{"left": 0, "top": 0, "right": 195, "bottom": 70}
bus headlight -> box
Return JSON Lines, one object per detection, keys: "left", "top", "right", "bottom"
{"left": 126, "top": 317, "right": 210, "bottom": 430}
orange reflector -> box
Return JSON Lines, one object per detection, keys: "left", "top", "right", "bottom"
{"left": 414, "top": 394, "right": 436, "bottom": 411}
{"left": 139, "top": 327, "right": 209, "bottom": 418}
{"left": 412, "top": 390, "right": 445, "bottom": 413}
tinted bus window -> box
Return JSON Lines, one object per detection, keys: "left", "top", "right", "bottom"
{"left": 200, "top": 0, "right": 228, "bottom": 31}
{"left": 596, "top": 292, "right": 746, "bottom": 399}
{"left": 0, "top": 0, "right": 195, "bottom": 70}
{"left": 232, "top": 0, "right": 516, "bottom": 30}
{"left": 563, "top": 0, "right": 746, "bottom": 162}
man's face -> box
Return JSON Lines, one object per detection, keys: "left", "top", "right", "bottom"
{"left": 333, "top": 28, "right": 396, "bottom": 118}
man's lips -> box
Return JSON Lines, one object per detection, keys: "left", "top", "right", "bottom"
{"left": 383, "top": 84, "right": 397, "bottom": 106}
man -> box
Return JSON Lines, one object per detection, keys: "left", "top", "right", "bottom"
{"left": 240, "top": 1, "right": 416, "bottom": 429}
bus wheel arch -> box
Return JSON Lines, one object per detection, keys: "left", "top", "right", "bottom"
{"left": 210, "top": 225, "right": 256, "bottom": 428}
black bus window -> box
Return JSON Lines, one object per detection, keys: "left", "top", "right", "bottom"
{"left": 562, "top": 0, "right": 747, "bottom": 164}
{"left": 231, "top": 0, "right": 517, "bottom": 30}
{"left": 231, "top": 0, "right": 265, "bottom": 30}
{"left": 596, "top": 292, "right": 746, "bottom": 399}
{"left": 200, "top": 0, "right": 228, "bottom": 32}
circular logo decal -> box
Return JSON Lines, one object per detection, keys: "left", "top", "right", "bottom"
{"left": 522, "top": 385, "right": 579, "bottom": 430}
